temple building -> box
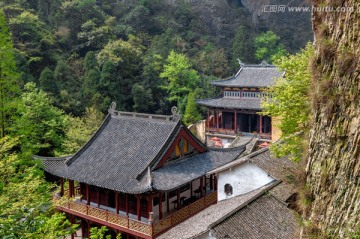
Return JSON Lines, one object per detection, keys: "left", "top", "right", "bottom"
{"left": 37, "top": 103, "right": 247, "bottom": 239}
{"left": 197, "top": 61, "right": 284, "bottom": 143}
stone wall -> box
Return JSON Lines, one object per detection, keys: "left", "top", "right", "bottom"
{"left": 306, "top": 0, "right": 360, "bottom": 237}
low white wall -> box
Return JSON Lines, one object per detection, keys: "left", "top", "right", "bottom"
{"left": 217, "top": 162, "right": 274, "bottom": 201}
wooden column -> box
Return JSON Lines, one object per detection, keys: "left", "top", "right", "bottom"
{"left": 60, "top": 177, "right": 64, "bottom": 196}
{"left": 86, "top": 184, "right": 90, "bottom": 205}
{"left": 207, "top": 110, "right": 210, "bottom": 128}
{"left": 115, "top": 192, "right": 119, "bottom": 214}
{"left": 234, "top": 111, "right": 237, "bottom": 133}
{"left": 210, "top": 175, "right": 213, "bottom": 190}
{"left": 159, "top": 192, "right": 163, "bottom": 220}
{"left": 148, "top": 194, "right": 153, "bottom": 217}
{"left": 166, "top": 192, "right": 169, "bottom": 213}
{"left": 69, "top": 180, "right": 74, "bottom": 198}
{"left": 87, "top": 220, "right": 91, "bottom": 239}
{"left": 216, "top": 110, "right": 219, "bottom": 128}
{"left": 70, "top": 215, "right": 75, "bottom": 239}
{"left": 125, "top": 193, "right": 129, "bottom": 216}
{"left": 212, "top": 110, "right": 215, "bottom": 127}
{"left": 97, "top": 190, "right": 100, "bottom": 207}
{"left": 259, "top": 115, "right": 263, "bottom": 134}
{"left": 177, "top": 188, "right": 180, "bottom": 209}
{"left": 79, "top": 183, "right": 83, "bottom": 202}
{"left": 214, "top": 176, "right": 217, "bottom": 190}
{"left": 204, "top": 176, "right": 207, "bottom": 194}
{"left": 200, "top": 177, "right": 203, "bottom": 197}
{"left": 136, "top": 195, "right": 141, "bottom": 221}
{"left": 190, "top": 182, "right": 193, "bottom": 197}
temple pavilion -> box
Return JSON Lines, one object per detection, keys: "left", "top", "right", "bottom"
{"left": 38, "top": 103, "right": 246, "bottom": 239}
{"left": 197, "top": 61, "right": 284, "bottom": 142}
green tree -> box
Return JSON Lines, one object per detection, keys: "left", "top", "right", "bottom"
{"left": 39, "top": 66, "right": 58, "bottom": 95}
{"left": 10, "top": 82, "right": 68, "bottom": 156}
{"left": 0, "top": 10, "right": 20, "bottom": 138}
{"left": 183, "top": 91, "right": 201, "bottom": 125}
{"left": 160, "top": 50, "right": 199, "bottom": 113}
{"left": 254, "top": 31, "right": 287, "bottom": 63}
{"left": 0, "top": 136, "right": 76, "bottom": 237}
{"left": 261, "top": 43, "right": 313, "bottom": 162}
{"left": 61, "top": 107, "right": 104, "bottom": 154}
{"left": 231, "top": 25, "right": 255, "bottom": 67}
{"left": 132, "top": 83, "right": 154, "bottom": 113}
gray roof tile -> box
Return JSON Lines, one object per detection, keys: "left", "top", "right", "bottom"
{"left": 211, "top": 194, "right": 300, "bottom": 239}
{"left": 211, "top": 65, "right": 283, "bottom": 88}
{"left": 196, "top": 97, "right": 262, "bottom": 110}
{"left": 39, "top": 112, "right": 245, "bottom": 194}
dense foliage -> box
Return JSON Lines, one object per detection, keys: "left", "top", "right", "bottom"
{"left": 0, "top": 0, "right": 310, "bottom": 117}
{"left": 261, "top": 44, "right": 313, "bottom": 162}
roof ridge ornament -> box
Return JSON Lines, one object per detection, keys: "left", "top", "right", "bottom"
{"left": 171, "top": 106, "right": 181, "bottom": 121}
{"left": 108, "top": 102, "right": 118, "bottom": 115}
{"left": 260, "top": 60, "right": 269, "bottom": 66}
{"left": 237, "top": 58, "right": 244, "bottom": 67}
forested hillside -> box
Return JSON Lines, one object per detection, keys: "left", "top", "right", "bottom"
{"left": 0, "top": 0, "right": 312, "bottom": 117}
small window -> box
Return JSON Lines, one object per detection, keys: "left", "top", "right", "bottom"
{"left": 224, "top": 183, "right": 233, "bottom": 196}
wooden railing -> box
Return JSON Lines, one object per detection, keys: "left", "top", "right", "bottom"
{"left": 53, "top": 194, "right": 152, "bottom": 237}
{"left": 152, "top": 191, "right": 217, "bottom": 236}
{"left": 54, "top": 190, "right": 217, "bottom": 238}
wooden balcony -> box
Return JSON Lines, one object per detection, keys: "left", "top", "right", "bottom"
{"left": 53, "top": 190, "right": 217, "bottom": 238}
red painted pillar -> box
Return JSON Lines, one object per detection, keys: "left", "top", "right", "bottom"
{"left": 125, "top": 193, "right": 129, "bottom": 216}
{"left": 260, "top": 115, "right": 263, "bottom": 134}
{"left": 210, "top": 175, "right": 213, "bottom": 190}
{"left": 86, "top": 184, "right": 90, "bottom": 205}
{"left": 216, "top": 110, "right": 219, "bottom": 128}
{"left": 115, "top": 192, "right": 119, "bottom": 214}
{"left": 159, "top": 192, "right": 163, "bottom": 220}
{"left": 60, "top": 178, "right": 64, "bottom": 196}
{"left": 234, "top": 111, "right": 237, "bottom": 133}
{"left": 137, "top": 194, "right": 141, "bottom": 221}
{"left": 177, "top": 188, "right": 180, "bottom": 209}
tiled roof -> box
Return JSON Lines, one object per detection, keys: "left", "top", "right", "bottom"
{"left": 39, "top": 110, "right": 246, "bottom": 194}
{"left": 211, "top": 65, "right": 284, "bottom": 88}
{"left": 152, "top": 147, "right": 245, "bottom": 191}
{"left": 156, "top": 185, "right": 272, "bottom": 239}
{"left": 196, "top": 97, "right": 261, "bottom": 110}
{"left": 211, "top": 194, "right": 300, "bottom": 239}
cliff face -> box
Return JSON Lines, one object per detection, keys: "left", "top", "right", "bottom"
{"left": 307, "top": 0, "right": 360, "bottom": 237}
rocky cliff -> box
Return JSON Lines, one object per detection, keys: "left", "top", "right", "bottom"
{"left": 306, "top": 0, "right": 360, "bottom": 237}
